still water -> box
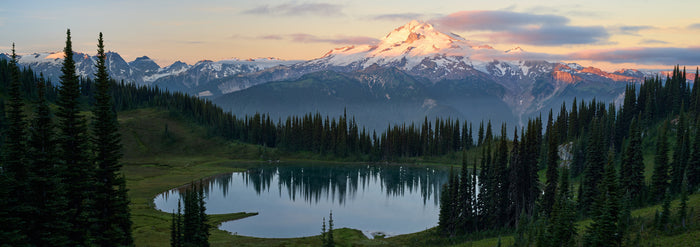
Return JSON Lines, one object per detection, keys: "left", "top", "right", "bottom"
{"left": 154, "top": 163, "right": 449, "bottom": 238}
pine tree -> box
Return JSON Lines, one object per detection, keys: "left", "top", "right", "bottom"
{"left": 92, "top": 32, "right": 133, "bottom": 246}
{"left": 0, "top": 43, "right": 29, "bottom": 246}
{"left": 651, "top": 121, "right": 670, "bottom": 202}
{"left": 56, "top": 29, "right": 95, "bottom": 245}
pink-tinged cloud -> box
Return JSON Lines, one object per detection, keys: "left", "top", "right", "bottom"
{"left": 568, "top": 47, "right": 700, "bottom": 65}
{"left": 243, "top": 3, "right": 342, "bottom": 16}
{"left": 288, "top": 33, "right": 378, "bottom": 45}
{"left": 432, "top": 10, "right": 609, "bottom": 46}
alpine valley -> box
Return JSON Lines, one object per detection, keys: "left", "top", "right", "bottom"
{"left": 2, "top": 21, "right": 666, "bottom": 129}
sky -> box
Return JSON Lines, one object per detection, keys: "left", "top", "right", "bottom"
{"left": 2, "top": 0, "right": 700, "bottom": 71}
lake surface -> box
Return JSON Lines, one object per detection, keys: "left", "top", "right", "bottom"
{"left": 154, "top": 163, "right": 450, "bottom": 238}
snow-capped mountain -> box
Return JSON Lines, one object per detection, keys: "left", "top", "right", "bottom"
{"left": 3, "top": 51, "right": 301, "bottom": 91}
{"left": 1, "top": 20, "right": 672, "bottom": 128}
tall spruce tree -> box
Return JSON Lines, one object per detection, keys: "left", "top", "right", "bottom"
{"left": 689, "top": 118, "right": 700, "bottom": 190}
{"left": 580, "top": 118, "right": 605, "bottom": 215}
{"left": 620, "top": 116, "right": 644, "bottom": 203}
{"left": 584, "top": 153, "right": 621, "bottom": 246}
{"left": 0, "top": 43, "right": 29, "bottom": 245}
{"left": 670, "top": 111, "right": 690, "bottom": 194}
{"left": 545, "top": 166, "right": 577, "bottom": 247}
{"left": 651, "top": 121, "right": 670, "bottom": 202}
{"left": 27, "top": 74, "right": 70, "bottom": 246}
{"left": 91, "top": 32, "right": 133, "bottom": 246}
{"left": 543, "top": 117, "right": 559, "bottom": 216}
{"left": 56, "top": 29, "right": 95, "bottom": 245}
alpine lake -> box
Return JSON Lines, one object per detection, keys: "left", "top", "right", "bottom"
{"left": 154, "top": 163, "right": 450, "bottom": 239}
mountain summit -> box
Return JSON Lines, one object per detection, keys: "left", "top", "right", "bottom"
{"left": 304, "top": 20, "right": 524, "bottom": 80}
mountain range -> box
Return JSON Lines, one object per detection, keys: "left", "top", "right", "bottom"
{"left": 2, "top": 20, "right": 681, "bottom": 129}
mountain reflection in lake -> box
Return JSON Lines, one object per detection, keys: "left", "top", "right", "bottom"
{"left": 154, "top": 163, "right": 450, "bottom": 238}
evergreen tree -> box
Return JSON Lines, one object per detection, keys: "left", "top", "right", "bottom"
{"left": 0, "top": 43, "right": 28, "bottom": 246}
{"left": 658, "top": 190, "right": 671, "bottom": 231}
{"left": 56, "top": 29, "right": 95, "bottom": 245}
{"left": 620, "top": 116, "right": 644, "bottom": 203}
{"left": 543, "top": 119, "right": 559, "bottom": 216}
{"left": 651, "top": 121, "right": 670, "bottom": 202}
{"left": 678, "top": 175, "right": 689, "bottom": 228}
{"left": 458, "top": 150, "right": 473, "bottom": 233}
{"left": 91, "top": 32, "right": 133, "bottom": 246}
{"left": 584, "top": 153, "right": 621, "bottom": 246}
{"left": 689, "top": 118, "right": 700, "bottom": 190}
{"left": 171, "top": 201, "right": 182, "bottom": 247}
{"left": 320, "top": 216, "right": 328, "bottom": 247}
{"left": 580, "top": 118, "right": 605, "bottom": 215}
{"left": 670, "top": 111, "right": 690, "bottom": 194}
{"left": 27, "top": 74, "right": 70, "bottom": 246}
{"left": 545, "top": 166, "right": 577, "bottom": 247}
{"left": 323, "top": 210, "right": 335, "bottom": 247}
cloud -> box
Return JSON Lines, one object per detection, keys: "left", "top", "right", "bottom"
{"left": 373, "top": 13, "right": 424, "bottom": 21}
{"left": 482, "top": 25, "right": 609, "bottom": 46}
{"left": 568, "top": 47, "right": 700, "bottom": 65}
{"left": 431, "top": 10, "right": 609, "bottom": 46}
{"left": 288, "top": 33, "right": 378, "bottom": 45}
{"left": 433, "top": 10, "right": 568, "bottom": 31}
{"left": 259, "top": 35, "right": 284, "bottom": 40}
{"left": 688, "top": 23, "right": 700, "bottom": 29}
{"left": 613, "top": 25, "right": 654, "bottom": 36}
{"left": 638, "top": 39, "right": 669, "bottom": 45}
{"left": 242, "top": 3, "right": 342, "bottom": 16}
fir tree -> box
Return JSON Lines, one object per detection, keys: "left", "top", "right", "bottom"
{"left": 91, "top": 32, "right": 133, "bottom": 246}
{"left": 56, "top": 29, "right": 95, "bottom": 245}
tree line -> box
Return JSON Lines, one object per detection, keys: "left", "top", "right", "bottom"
{"left": 438, "top": 65, "right": 699, "bottom": 246}
{"left": 0, "top": 31, "right": 132, "bottom": 246}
